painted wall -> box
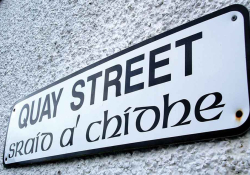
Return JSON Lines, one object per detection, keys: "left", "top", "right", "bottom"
{"left": 0, "top": 0, "right": 250, "bottom": 174}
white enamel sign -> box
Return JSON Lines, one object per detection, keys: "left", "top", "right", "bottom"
{"left": 3, "top": 5, "right": 250, "bottom": 167}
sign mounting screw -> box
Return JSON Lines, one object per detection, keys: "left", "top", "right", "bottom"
{"left": 232, "top": 15, "right": 237, "bottom": 21}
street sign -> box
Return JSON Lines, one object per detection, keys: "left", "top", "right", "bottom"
{"left": 3, "top": 4, "right": 250, "bottom": 167}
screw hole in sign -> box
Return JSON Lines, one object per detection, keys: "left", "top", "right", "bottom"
{"left": 236, "top": 110, "right": 243, "bottom": 118}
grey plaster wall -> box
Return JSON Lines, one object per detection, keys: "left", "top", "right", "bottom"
{"left": 1, "top": 0, "right": 250, "bottom": 174}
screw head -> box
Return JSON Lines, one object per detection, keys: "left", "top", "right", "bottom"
{"left": 232, "top": 15, "right": 237, "bottom": 21}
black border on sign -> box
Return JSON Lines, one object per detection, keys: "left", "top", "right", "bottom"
{"left": 3, "top": 4, "right": 250, "bottom": 168}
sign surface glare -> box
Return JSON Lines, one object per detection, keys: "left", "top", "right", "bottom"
{"left": 3, "top": 5, "right": 250, "bottom": 167}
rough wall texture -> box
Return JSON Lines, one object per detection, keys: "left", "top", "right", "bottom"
{"left": 0, "top": 0, "right": 250, "bottom": 174}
